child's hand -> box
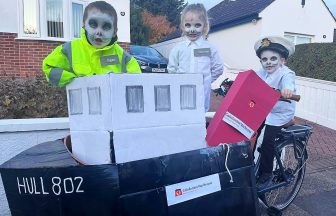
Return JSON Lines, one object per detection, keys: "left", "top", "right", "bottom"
{"left": 281, "top": 89, "right": 293, "bottom": 99}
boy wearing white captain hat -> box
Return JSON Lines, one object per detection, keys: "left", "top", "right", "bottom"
{"left": 254, "top": 36, "right": 296, "bottom": 189}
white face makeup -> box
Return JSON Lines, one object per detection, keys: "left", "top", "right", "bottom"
{"left": 260, "top": 50, "right": 283, "bottom": 74}
{"left": 182, "top": 11, "right": 205, "bottom": 41}
{"left": 84, "top": 8, "right": 115, "bottom": 48}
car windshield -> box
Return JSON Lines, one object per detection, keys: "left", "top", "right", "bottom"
{"left": 131, "top": 46, "right": 162, "bottom": 58}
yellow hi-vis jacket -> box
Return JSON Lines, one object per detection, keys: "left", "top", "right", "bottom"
{"left": 42, "top": 29, "right": 141, "bottom": 87}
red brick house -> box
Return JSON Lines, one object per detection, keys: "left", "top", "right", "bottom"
{"left": 0, "top": 0, "right": 131, "bottom": 78}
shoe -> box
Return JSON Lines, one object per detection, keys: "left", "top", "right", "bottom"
{"left": 257, "top": 172, "right": 274, "bottom": 190}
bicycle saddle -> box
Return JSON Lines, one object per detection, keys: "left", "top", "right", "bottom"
{"left": 281, "top": 119, "right": 295, "bottom": 129}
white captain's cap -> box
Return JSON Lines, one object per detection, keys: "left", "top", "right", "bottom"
{"left": 254, "top": 36, "right": 295, "bottom": 59}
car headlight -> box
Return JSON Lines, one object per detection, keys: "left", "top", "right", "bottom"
{"left": 136, "top": 59, "right": 147, "bottom": 66}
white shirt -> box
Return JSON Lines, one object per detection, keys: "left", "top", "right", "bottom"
{"left": 168, "top": 37, "right": 224, "bottom": 111}
{"left": 257, "top": 65, "right": 296, "bottom": 126}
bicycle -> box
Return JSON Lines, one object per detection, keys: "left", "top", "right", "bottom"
{"left": 255, "top": 120, "right": 312, "bottom": 214}
{"left": 211, "top": 79, "right": 313, "bottom": 215}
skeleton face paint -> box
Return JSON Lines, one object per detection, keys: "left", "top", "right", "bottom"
{"left": 84, "top": 8, "right": 115, "bottom": 48}
{"left": 260, "top": 50, "right": 283, "bottom": 74}
{"left": 182, "top": 12, "right": 205, "bottom": 41}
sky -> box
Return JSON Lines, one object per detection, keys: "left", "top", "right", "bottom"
{"left": 187, "top": 0, "right": 336, "bottom": 16}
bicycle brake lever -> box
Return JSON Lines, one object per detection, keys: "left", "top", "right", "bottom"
{"left": 213, "top": 88, "right": 224, "bottom": 97}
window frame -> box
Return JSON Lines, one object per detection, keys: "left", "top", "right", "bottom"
{"left": 18, "top": 0, "right": 41, "bottom": 38}
{"left": 44, "top": 0, "right": 67, "bottom": 39}
{"left": 69, "top": 0, "right": 86, "bottom": 39}
{"left": 18, "top": 0, "right": 87, "bottom": 41}
{"left": 284, "top": 32, "right": 313, "bottom": 45}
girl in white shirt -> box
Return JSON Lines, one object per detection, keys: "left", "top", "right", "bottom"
{"left": 167, "top": 3, "right": 224, "bottom": 112}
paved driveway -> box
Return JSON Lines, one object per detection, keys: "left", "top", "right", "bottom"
{"left": 281, "top": 118, "right": 336, "bottom": 216}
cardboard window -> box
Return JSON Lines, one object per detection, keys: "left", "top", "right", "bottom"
{"left": 87, "top": 87, "right": 102, "bottom": 115}
{"left": 69, "top": 88, "right": 83, "bottom": 115}
{"left": 154, "top": 85, "right": 171, "bottom": 111}
{"left": 180, "top": 85, "right": 196, "bottom": 110}
{"left": 126, "top": 86, "right": 144, "bottom": 113}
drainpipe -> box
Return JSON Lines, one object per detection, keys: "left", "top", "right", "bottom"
{"left": 301, "top": 0, "right": 305, "bottom": 8}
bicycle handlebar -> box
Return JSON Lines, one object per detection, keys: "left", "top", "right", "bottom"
{"left": 287, "top": 94, "right": 300, "bottom": 102}
{"left": 213, "top": 79, "right": 301, "bottom": 102}
{"left": 277, "top": 90, "right": 300, "bottom": 102}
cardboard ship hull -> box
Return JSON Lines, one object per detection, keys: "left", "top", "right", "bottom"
{"left": 0, "top": 139, "right": 260, "bottom": 216}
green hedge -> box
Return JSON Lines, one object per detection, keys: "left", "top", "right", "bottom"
{"left": 286, "top": 43, "right": 336, "bottom": 82}
{"left": 0, "top": 77, "right": 68, "bottom": 119}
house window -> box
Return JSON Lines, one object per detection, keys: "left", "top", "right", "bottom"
{"left": 284, "top": 33, "right": 312, "bottom": 45}
{"left": 180, "top": 85, "right": 196, "bottom": 110}
{"left": 69, "top": 88, "right": 83, "bottom": 115}
{"left": 154, "top": 85, "right": 171, "bottom": 111}
{"left": 46, "top": 0, "right": 64, "bottom": 38}
{"left": 126, "top": 86, "right": 144, "bottom": 113}
{"left": 87, "top": 87, "right": 102, "bottom": 115}
{"left": 19, "top": 0, "right": 86, "bottom": 40}
{"left": 22, "top": 0, "right": 40, "bottom": 36}
{"left": 72, "top": 2, "right": 84, "bottom": 38}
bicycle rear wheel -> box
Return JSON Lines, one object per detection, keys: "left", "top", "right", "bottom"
{"left": 263, "top": 141, "right": 307, "bottom": 210}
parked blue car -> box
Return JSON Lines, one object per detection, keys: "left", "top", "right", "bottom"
{"left": 130, "top": 45, "right": 168, "bottom": 73}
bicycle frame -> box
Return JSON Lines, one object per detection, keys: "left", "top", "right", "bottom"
{"left": 256, "top": 124, "right": 312, "bottom": 195}
{"left": 257, "top": 143, "right": 296, "bottom": 195}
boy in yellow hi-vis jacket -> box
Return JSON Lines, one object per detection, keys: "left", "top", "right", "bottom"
{"left": 43, "top": 1, "right": 141, "bottom": 87}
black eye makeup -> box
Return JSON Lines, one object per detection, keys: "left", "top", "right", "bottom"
{"left": 261, "top": 56, "right": 278, "bottom": 62}
{"left": 88, "top": 19, "right": 98, "bottom": 28}
{"left": 195, "top": 23, "right": 202, "bottom": 28}
{"left": 184, "top": 23, "right": 191, "bottom": 28}
{"left": 270, "top": 56, "right": 278, "bottom": 61}
{"left": 103, "top": 22, "right": 112, "bottom": 30}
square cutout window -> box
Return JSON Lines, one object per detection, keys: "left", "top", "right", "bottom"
{"left": 180, "top": 85, "right": 196, "bottom": 110}
{"left": 126, "top": 86, "right": 144, "bottom": 113}
{"left": 87, "top": 87, "right": 102, "bottom": 115}
{"left": 69, "top": 88, "right": 83, "bottom": 115}
{"left": 155, "top": 85, "right": 171, "bottom": 111}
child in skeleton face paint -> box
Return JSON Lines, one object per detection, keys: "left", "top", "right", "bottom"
{"left": 43, "top": 1, "right": 141, "bottom": 87}
{"left": 254, "top": 36, "right": 296, "bottom": 189}
{"left": 167, "top": 3, "right": 224, "bottom": 112}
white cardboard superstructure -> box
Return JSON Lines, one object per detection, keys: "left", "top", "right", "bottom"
{"left": 66, "top": 73, "right": 207, "bottom": 164}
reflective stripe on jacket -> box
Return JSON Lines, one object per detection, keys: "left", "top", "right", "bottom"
{"left": 42, "top": 28, "right": 141, "bottom": 87}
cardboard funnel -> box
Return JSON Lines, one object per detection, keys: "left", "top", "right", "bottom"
{"left": 206, "top": 70, "right": 280, "bottom": 146}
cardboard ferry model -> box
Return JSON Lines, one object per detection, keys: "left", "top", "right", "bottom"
{"left": 66, "top": 73, "right": 207, "bottom": 164}
{"left": 66, "top": 70, "right": 279, "bottom": 165}
{"left": 0, "top": 71, "right": 279, "bottom": 216}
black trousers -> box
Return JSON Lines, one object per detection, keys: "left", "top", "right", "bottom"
{"left": 256, "top": 123, "right": 283, "bottom": 174}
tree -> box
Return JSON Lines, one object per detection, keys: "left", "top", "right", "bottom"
{"left": 131, "top": 0, "right": 186, "bottom": 27}
{"left": 130, "top": 0, "right": 186, "bottom": 45}
{"left": 142, "top": 10, "right": 176, "bottom": 44}
{"left": 130, "top": 3, "right": 151, "bottom": 45}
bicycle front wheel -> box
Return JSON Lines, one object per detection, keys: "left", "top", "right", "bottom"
{"left": 263, "top": 141, "right": 307, "bottom": 210}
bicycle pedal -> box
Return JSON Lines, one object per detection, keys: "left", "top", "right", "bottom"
{"left": 286, "top": 175, "right": 295, "bottom": 182}
{"left": 266, "top": 206, "right": 282, "bottom": 216}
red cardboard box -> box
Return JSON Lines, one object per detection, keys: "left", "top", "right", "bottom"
{"left": 206, "top": 70, "right": 280, "bottom": 146}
